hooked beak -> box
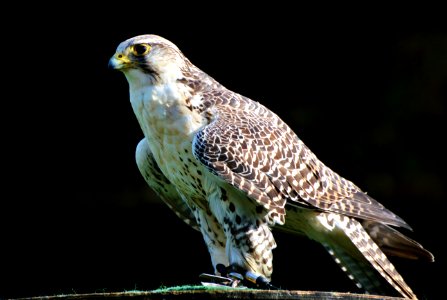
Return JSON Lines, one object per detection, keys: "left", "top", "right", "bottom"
{"left": 108, "top": 53, "right": 131, "bottom": 70}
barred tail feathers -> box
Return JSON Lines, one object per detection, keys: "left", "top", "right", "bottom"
{"left": 331, "top": 215, "right": 417, "bottom": 299}
{"left": 362, "top": 221, "right": 434, "bottom": 262}
{"left": 322, "top": 242, "right": 395, "bottom": 295}
{"left": 279, "top": 206, "right": 419, "bottom": 299}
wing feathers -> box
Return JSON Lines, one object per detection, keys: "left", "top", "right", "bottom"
{"left": 363, "top": 221, "right": 434, "bottom": 262}
{"left": 193, "top": 93, "right": 410, "bottom": 229}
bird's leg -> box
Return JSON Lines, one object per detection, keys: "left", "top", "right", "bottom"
{"left": 192, "top": 206, "right": 236, "bottom": 287}
{"left": 195, "top": 206, "right": 278, "bottom": 289}
{"left": 215, "top": 263, "right": 280, "bottom": 290}
{"left": 221, "top": 212, "right": 279, "bottom": 289}
{"left": 192, "top": 207, "right": 228, "bottom": 269}
{"left": 199, "top": 186, "right": 280, "bottom": 289}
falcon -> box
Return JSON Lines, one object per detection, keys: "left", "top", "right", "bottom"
{"left": 109, "top": 34, "right": 433, "bottom": 299}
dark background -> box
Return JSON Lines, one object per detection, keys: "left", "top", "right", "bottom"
{"left": 2, "top": 4, "right": 446, "bottom": 299}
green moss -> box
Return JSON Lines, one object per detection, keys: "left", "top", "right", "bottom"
{"left": 152, "top": 284, "right": 239, "bottom": 293}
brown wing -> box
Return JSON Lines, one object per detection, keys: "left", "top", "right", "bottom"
{"left": 193, "top": 91, "right": 410, "bottom": 229}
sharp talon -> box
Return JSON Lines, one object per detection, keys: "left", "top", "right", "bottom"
{"left": 199, "top": 273, "right": 246, "bottom": 288}
{"left": 216, "top": 263, "right": 227, "bottom": 277}
{"left": 201, "top": 266, "right": 280, "bottom": 290}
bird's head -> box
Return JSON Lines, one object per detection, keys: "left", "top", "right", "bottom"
{"left": 109, "top": 34, "right": 189, "bottom": 85}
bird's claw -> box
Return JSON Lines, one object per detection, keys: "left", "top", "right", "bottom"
{"left": 199, "top": 264, "right": 279, "bottom": 290}
{"left": 199, "top": 273, "right": 244, "bottom": 288}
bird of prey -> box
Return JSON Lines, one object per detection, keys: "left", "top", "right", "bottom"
{"left": 109, "top": 34, "right": 433, "bottom": 299}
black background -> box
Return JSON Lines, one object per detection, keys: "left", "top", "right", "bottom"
{"left": 2, "top": 4, "right": 446, "bottom": 299}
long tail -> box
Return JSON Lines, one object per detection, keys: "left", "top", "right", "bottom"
{"left": 322, "top": 242, "right": 396, "bottom": 295}
{"left": 325, "top": 214, "right": 418, "bottom": 299}
{"left": 279, "top": 205, "right": 433, "bottom": 298}
{"left": 362, "top": 221, "right": 434, "bottom": 262}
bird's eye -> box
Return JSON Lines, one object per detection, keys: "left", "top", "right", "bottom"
{"left": 131, "top": 43, "right": 151, "bottom": 56}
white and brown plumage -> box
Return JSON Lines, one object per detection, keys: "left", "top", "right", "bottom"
{"left": 109, "top": 34, "right": 433, "bottom": 299}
